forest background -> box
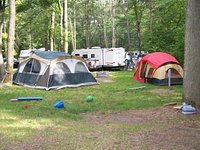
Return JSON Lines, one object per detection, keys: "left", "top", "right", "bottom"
{"left": 1, "top": 0, "right": 185, "bottom": 65}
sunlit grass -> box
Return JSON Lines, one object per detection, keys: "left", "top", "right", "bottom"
{"left": 0, "top": 71, "right": 184, "bottom": 148}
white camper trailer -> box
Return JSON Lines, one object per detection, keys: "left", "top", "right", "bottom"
{"left": 71, "top": 47, "right": 126, "bottom": 70}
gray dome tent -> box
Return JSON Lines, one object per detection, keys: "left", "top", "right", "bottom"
{"left": 13, "top": 51, "right": 98, "bottom": 90}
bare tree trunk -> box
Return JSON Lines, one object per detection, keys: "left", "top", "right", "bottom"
{"left": 84, "top": 0, "right": 90, "bottom": 48}
{"left": 111, "top": 0, "right": 116, "bottom": 47}
{"left": 63, "top": 0, "right": 68, "bottom": 53}
{"left": 4, "top": 21, "right": 7, "bottom": 52}
{"left": 28, "top": 34, "right": 32, "bottom": 49}
{"left": 0, "top": 0, "right": 5, "bottom": 81}
{"left": 69, "top": 18, "right": 74, "bottom": 50}
{"left": 73, "top": 4, "right": 76, "bottom": 50}
{"left": 50, "top": 11, "right": 55, "bottom": 51}
{"left": 124, "top": 1, "right": 131, "bottom": 51}
{"left": 103, "top": 19, "right": 108, "bottom": 48}
{"left": 58, "top": 0, "right": 63, "bottom": 51}
{"left": 133, "top": 0, "right": 144, "bottom": 53}
{"left": 183, "top": 0, "right": 200, "bottom": 111}
{"left": 4, "top": 0, "right": 15, "bottom": 84}
{"left": 148, "top": 0, "right": 154, "bottom": 35}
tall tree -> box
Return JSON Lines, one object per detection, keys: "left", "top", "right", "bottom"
{"left": 133, "top": 0, "right": 145, "bottom": 53}
{"left": 4, "top": 0, "right": 15, "bottom": 84}
{"left": 58, "top": 0, "right": 63, "bottom": 51}
{"left": 111, "top": 0, "right": 116, "bottom": 47}
{"left": 84, "top": 0, "right": 90, "bottom": 48}
{"left": 73, "top": 4, "right": 76, "bottom": 50}
{"left": 123, "top": 0, "right": 131, "bottom": 51}
{"left": 50, "top": 11, "right": 55, "bottom": 51}
{"left": 183, "top": 0, "right": 200, "bottom": 111}
{"left": 0, "top": 0, "right": 6, "bottom": 81}
{"left": 63, "top": 0, "right": 68, "bottom": 52}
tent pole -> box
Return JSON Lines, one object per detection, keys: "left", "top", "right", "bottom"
{"left": 168, "top": 69, "right": 171, "bottom": 87}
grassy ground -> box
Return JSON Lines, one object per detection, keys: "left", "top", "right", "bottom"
{"left": 1, "top": 71, "right": 198, "bottom": 149}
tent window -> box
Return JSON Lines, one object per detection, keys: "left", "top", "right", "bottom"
{"left": 166, "top": 68, "right": 181, "bottom": 78}
{"left": 147, "top": 68, "right": 154, "bottom": 78}
{"left": 140, "top": 62, "right": 147, "bottom": 78}
{"left": 75, "top": 62, "right": 87, "bottom": 73}
{"left": 23, "top": 59, "right": 41, "bottom": 74}
{"left": 53, "top": 62, "right": 71, "bottom": 74}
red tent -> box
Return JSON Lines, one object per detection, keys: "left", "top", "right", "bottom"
{"left": 133, "top": 52, "right": 183, "bottom": 85}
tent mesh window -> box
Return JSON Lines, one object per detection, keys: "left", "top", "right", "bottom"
{"left": 147, "top": 68, "right": 154, "bottom": 78}
{"left": 165, "top": 68, "right": 182, "bottom": 78}
{"left": 75, "top": 62, "right": 87, "bottom": 73}
{"left": 140, "top": 62, "right": 147, "bottom": 78}
{"left": 23, "top": 59, "right": 41, "bottom": 74}
{"left": 53, "top": 62, "right": 71, "bottom": 74}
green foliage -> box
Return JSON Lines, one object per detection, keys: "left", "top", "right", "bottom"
{"left": 14, "top": 0, "right": 186, "bottom": 63}
{"left": 142, "top": 0, "right": 186, "bottom": 65}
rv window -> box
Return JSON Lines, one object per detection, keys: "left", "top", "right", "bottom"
{"left": 75, "top": 62, "right": 87, "bottom": 73}
{"left": 75, "top": 54, "right": 80, "bottom": 56}
{"left": 91, "top": 54, "right": 95, "bottom": 58}
{"left": 82, "top": 54, "right": 88, "bottom": 59}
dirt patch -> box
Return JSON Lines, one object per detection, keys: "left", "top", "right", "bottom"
{"left": 95, "top": 77, "right": 115, "bottom": 83}
{"left": 83, "top": 106, "right": 200, "bottom": 150}
{"left": 150, "top": 89, "right": 176, "bottom": 96}
{"left": 3, "top": 106, "right": 200, "bottom": 150}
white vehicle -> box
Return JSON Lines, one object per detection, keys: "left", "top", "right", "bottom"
{"left": 71, "top": 47, "right": 126, "bottom": 70}
{"left": 19, "top": 48, "right": 46, "bottom": 62}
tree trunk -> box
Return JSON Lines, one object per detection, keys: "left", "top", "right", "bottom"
{"left": 183, "top": 0, "right": 200, "bottom": 111}
{"left": 63, "top": 0, "right": 68, "bottom": 53}
{"left": 50, "top": 11, "right": 55, "bottom": 51}
{"left": 73, "top": 4, "right": 76, "bottom": 50}
{"left": 4, "top": 21, "right": 7, "bottom": 52}
{"left": 84, "top": 0, "right": 90, "bottom": 48}
{"left": 0, "top": 0, "right": 6, "bottom": 81}
{"left": 69, "top": 18, "right": 74, "bottom": 50}
{"left": 58, "top": 0, "right": 63, "bottom": 51}
{"left": 3, "top": 0, "right": 15, "bottom": 84}
{"left": 103, "top": 19, "right": 108, "bottom": 48}
{"left": 29, "top": 34, "right": 32, "bottom": 49}
{"left": 111, "top": 0, "right": 116, "bottom": 48}
{"left": 133, "top": 0, "right": 143, "bottom": 53}
{"left": 124, "top": 1, "right": 131, "bottom": 51}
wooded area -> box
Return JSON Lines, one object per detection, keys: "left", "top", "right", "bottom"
{"left": 0, "top": 0, "right": 186, "bottom": 61}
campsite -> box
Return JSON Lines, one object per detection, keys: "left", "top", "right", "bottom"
{"left": 0, "top": 71, "right": 200, "bottom": 149}
{"left": 1, "top": 0, "right": 200, "bottom": 150}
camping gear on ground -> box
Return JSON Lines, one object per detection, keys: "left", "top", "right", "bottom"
{"left": 54, "top": 100, "right": 64, "bottom": 108}
{"left": 13, "top": 51, "right": 98, "bottom": 90}
{"left": 86, "top": 95, "right": 93, "bottom": 102}
{"left": 10, "top": 97, "right": 43, "bottom": 102}
{"left": 128, "top": 86, "right": 146, "bottom": 90}
{"left": 22, "top": 105, "right": 30, "bottom": 109}
{"left": 96, "top": 71, "right": 109, "bottom": 78}
{"left": 181, "top": 103, "right": 196, "bottom": 115}
{"left": 133, "top": 52, "right": 183, "bottom": 85}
